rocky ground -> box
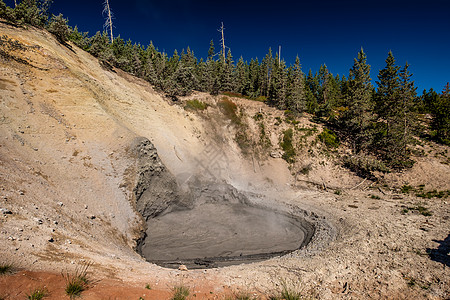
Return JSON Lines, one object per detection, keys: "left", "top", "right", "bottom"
{"left": 0, "top": 22, "right": 448, "bottom": 299}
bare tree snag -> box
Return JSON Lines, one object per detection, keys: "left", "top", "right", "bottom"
{"left": 278, "top": 45, "right": 281, "bottom": 65}
{"left": 103, "top": 0, "right": 114, "bottom": 43}
{"left": 218, "top": 22, "right": 226, "bottom": 65}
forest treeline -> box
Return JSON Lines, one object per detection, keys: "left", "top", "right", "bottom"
{"left": 1, "top": 0, "right": 449, "bottom": 175}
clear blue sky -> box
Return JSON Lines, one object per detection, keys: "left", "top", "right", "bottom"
{"left": 5, "top": 0, "right": 449, "bottom": 92}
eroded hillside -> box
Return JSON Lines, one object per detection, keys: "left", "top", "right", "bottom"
{"left": 0, "top": 23, "right": 449, "bottom": 299}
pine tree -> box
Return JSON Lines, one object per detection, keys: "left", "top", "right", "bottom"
{"left": 234, "top": 56, "right": 246, "bottom": 94}
{"left": 342, "top": 48, "right": 374, "bottom": 153}
{"left": 375, "top": 51, "right": 400, "bottom": 125}
{"left": 391, "top": 62, "right": 417, "bottom": 166}
{"left": 47, "top": 13, "right": 70, "bottom": 43}
{"left": 204, "top": 57, "right": 217, "bottom": 94}
{"left": 69, "top": 26, "right": 90, "bottom": 50}
{"left": 260, "top": 48, "right": 274, "bottom": 97}
{"left": 219, "top": 49, "right": 234, "bottom": 92}
{"left": 202, "top": 40, "right": 217, "bottom": 94}
{"left": 431, "top": 83, "right": 450, "bottom": 144}
{"left": 13, "top": 0, "right": 45, "bottom": 26}
{"left": 248, "top": 58, "right": 260, "bottom": 98}
{"left": 0, "top": 0, "right": 8, "bottom": 19}
{"left": 374, "top": 52, "right": 417, "bottom": 167}
{"left": 287, "top": 56, "right": 306, "bottom": 113}
{"left": 443, "top": 82, "right": 450, "bottom": 98}
{"left": 305, "top": 69, "right": 319, "bottom": 114}
{"left": 88, "top": 31, "right": 110, "bottom": 58}
{"left": 270, "top": 58, "right": 288, "bottom": 109}
{"left": 418, "top": 88, "right": 438, "bottom": 114}
{"left": 316, "top": 64, "right": 337, "bottom": 118}
{"left": 152, "top": 50, "right": 167, "bottom": 89}
{"left": 207, "top": 39, "right": 215, "bottom": 60}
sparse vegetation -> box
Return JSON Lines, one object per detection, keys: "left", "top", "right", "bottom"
{"left": 62, "top": 262, "right": 91, "bottom": 299}
{"left": 299, "top": 164, "right": 312, "bottom": 175}
{"left": 0, "top": 263, "right": 13, "bottom": 275}
{"left": 218, "top": 98, "right": 253, "bottom": 154}
{"left": 406, "top": 277, "right": 416, "bottom": 287}
{"left": 401, "top": 184, "right": 414, "bottom": 194}
{"left": 269, "top": 278, "right": 306, "bottom": 300}
{"left": 219, "top": 97, "right": 239, "bottom": 124}
{"left": 258, "top": 123, "right": 271, "bottom": 149}
{"left": 280, "top": 128, "right": 295, "bottom": 163}
{"left": 317, "top": 128, "right": 339, "bottom": 148}
{"left": 401, "top": 205, "right": 432, "bottom": 216}
{"left": 253, "top": 112, "right": 263, "bottom": 121}
{"left": 343, "top": 154, "right": 388, "bottom": 178}
{"left": 274, "top": 116, "right": 282, "bottom": 126}
{"left": 226, "top": 291, "right": 256, "bottom": 300}
{"left": 400, "top": 184, "right": 449, "bottom": 199}
{"left": 284, "top": 110, "right": 299, "bottom": 125}
{"left": 145, "top": 283, "right": 151, "bottom": 290}
{"left": 416, "top": 189, "right": 449, "bottom": 199}
{"left": 171, "top": 285, "right": 190, "bottom": 300}
{"left": 27, "top": 287, "right": 48, "bottom": 300}
{"left": 184, "top": 99, "right": 208, "bottom": 111}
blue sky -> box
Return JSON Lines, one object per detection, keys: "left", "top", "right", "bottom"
{"left": 4, "top": 0, "right": 449, "bottom": 92}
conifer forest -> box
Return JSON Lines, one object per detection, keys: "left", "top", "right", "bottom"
{"left": 1, "top": 0, "right": 449, "bottom": 175}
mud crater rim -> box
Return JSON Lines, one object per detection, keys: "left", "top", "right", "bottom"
{"left": 137, "top": 199, "right": 316, "bottom": 269}
{"left": 131, "top": 137, "right": 317, "bottom": 269}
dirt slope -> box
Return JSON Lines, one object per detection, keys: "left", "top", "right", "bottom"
{"left": 0, "top": 22, "right": 449, "bottom": 299}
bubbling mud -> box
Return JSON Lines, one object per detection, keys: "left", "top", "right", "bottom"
{"left": 139, "top": 200, "right": 314, "bottom": 269}
{"left": 131, "top": 137, "right": 315, "bottom": 269}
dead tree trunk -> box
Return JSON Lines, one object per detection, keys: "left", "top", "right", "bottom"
{"left": 219, "top": 22, "right": 226, "bottom": 65}
{"left": 103, "top": 0, "right": 114, "bottom": 43}
{"left": 278, "top": 45, "right": 281, "bottom": 65}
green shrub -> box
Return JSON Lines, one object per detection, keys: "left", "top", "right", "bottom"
{"left": 184, "top": 99, "right": 208, "bottom": 111}
{"left": 281, "top": 129, "right": 295, "bottom": 163}
{"left": 270, "top": 278, "right": 304, "bottom": 300}
{"left": 415, "top": 205, "right": 432, "bottom": 216}
{"left": 171, "top": 285, "right": 189, "bottom": 300}
{"left": 401, "top": 205, "right": 432, "bottom": 216}
{"left": 343, "top": 154, "right": 388, "bottom": 178}
{"left": 401, "top": 184, "right": 414, "bottom": 194}
{"left": 218, "top": 97, "right": 239, "bottom": 124}
{"left": 416, "top": 190, "right": 449, "bottom": 199}
{"left": 253, "top": 112, "right": 263, "bottom": 121}
{"left": 235, "top": 130, "right": 252, "bottom": 153}
{"left": 274, "top": 116, "right": 282, "bottom": 126}
{"left": 254, "top": 95, "right": 267, "bottom": 102}
{"left": 0, "top": 263, "right": 12, "bottom": 275}
{"left": 27, "top": 287, "right": 48, "bottom": 300}
{"left": 259, "top": 123, "right": 271, "bottom": 149}
{"left": 62, "top": 262, "right": 91, "bottom": 299}
{"left": 284, "top": 110, "right": 299, "bottom": 124}
{"left": 47, "top": 13, "right": 71, "bottom": 43}
{"left": 10, "top": 0, "right": 49, "bottom": 27}
{"left": 317, "top": 128, "right": 339, "bottom": 148}
{"left": 299, "top": 164, "right": 312, "bottom": 175}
